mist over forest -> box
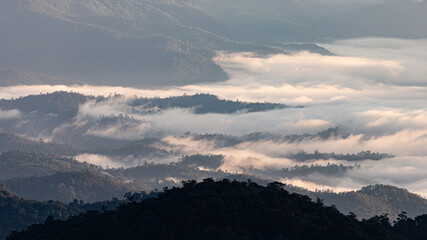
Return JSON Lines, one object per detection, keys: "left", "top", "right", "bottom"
{"left": 0, "top": 0, "right": 427, "bottom": 239}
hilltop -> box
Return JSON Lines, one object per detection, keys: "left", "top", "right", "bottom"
{"left": 8, "top": 179, "right": 427, "bottom": 240}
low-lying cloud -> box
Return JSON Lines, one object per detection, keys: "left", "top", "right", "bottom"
{"left": 0, "top": 109, "right": 21, "bottom": 120}
{"left": 2, "top": 37, "right": 427, "bottom": 195}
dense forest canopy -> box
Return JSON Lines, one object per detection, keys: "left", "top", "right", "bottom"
{"left": 130, "top": 93, "right": 293, "bottom": 114}
{"left": 0, "top": 91, "right": 292, "bottom": 117}
{"left": 0, "top": 150, "right": 100, "bottom": 180}
{"left": 7, "top": 179, "right": 427, "bottom": 240}
{"left": 1, "top": 150, "right": 426, "bottom": 221}
{"left": 0, "top": 182, "right": 82, "bottom": 240}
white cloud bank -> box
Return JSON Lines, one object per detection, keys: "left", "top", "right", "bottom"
{"left": 2, "top": 37, "right": 427, "bottom": 195}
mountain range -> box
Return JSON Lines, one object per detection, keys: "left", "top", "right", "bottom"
{"left": 7, "top": 179, "right": 427, "bottom": 240}
{"left": 1, "top": 0, "right": 426, "bottom": 87}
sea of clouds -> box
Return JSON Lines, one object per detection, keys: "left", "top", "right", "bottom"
{"left": 1, "top": 38, "right": 427, "bottom": 195}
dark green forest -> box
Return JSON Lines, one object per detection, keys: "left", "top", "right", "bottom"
{"left": 289, "top": 150, "right": 394, "bottom": 162}
{"left": 0, "top": 91, "right": 292, "bottom": 117}
{"left": 0, "top": 92, "right": 89, "bottom": 117}
{"left": 7, "top": 179, "right": 427, "bottom": 240}
{"left": 130, "top": 93, "right": 294, "bottom": 114}
{"left": 2, "top": 150, "right": 427, "bottom": 221}
{"left": 0, "top": 180, "right": 159, "bottom": 240}
{"left": 0, "top": 183, "right": 82, "bottom": 240}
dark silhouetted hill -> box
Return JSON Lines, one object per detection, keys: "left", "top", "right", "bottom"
{"left": 10, "top": 179, "right": 427, "bottom": 240}
{"left": 6, "top": 179, "right": 373, "bottom": 240}
{"left": 314, "top": 184, "right": 427, "bottom": 221}
{"left": 179, "top": 154, "right": 225, "bottom": 169}
{"left": 130, "top": 93, "right": 292, "bottom": 114}
{"left": 0, "top": 91, "right": 89, "bottom": 117}
{"left": 0, "top": 182, "right": 81, "bottom": 240}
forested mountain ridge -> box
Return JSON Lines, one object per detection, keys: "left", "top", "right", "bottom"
{"left": 0, "top": 150, "right": 100, "bottom": 180}
{"left": 284, "top": 184, "right": 427, "bottom": 220}
{"left": 1, "top": 1, "right": 426, "bottom": 239}
{"left": 0, "top": 92, "right": 296, "bottom": 149}
{"left": 288, "top": 150, "right": 394, "bottom": 162}
{"left": 186, "top": 127, "right": 346, "bottom": 148}
{"left": 4, "top": 171, "right": 133, "bottom": 203}
{"left": 130, "top": 93, "right": 292, "bottom": 114}
{"left": 0, "top": 133, "right": 80, "bottom": 156}
{"left": 0, "top": 180, "right": 148, "bottom": 240}
{"left": 0, "top": 182, "right": 82, "bottom": 240}
{"left": 7, "top": 179, "right": 427, "bottom": 240}
{"left": 0, "top": 0, "right": 231, "bottom": 87}
{"left": 0, "top": 92, "right": 291, "bottom": 116}
{"left": 2, "top": 0, "right": 426, "bottom": 87}
{"left": 5, "top": 179, "right": 369, "bottom": 240}
{"left": 318, "top": 185, "right": 427, "bottom": 220}
{"left": 2, "top": 177, "right": 427, "bottom": 239}
{"left": 2, "top": 150, "right": 426, "bottom": 220}
{"left": 0, "top": 91, "right": 89, "bottom": 116}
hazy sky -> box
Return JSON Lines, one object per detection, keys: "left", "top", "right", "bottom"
{"left": 309, "top": 0, "right": 424, "bottom": 3}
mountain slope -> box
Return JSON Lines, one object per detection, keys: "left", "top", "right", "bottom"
{"left": 0, "top": 182, "right": 81, "bottom": 240}
{"left": 6, "top": 179, "right": 372, "bottom": 240}
{"left": 0, "top": 0, "right": 228, "bottom": 87}
{"left": 4, "top": 171, "right": 132, "bottom": 203}
{"left": 10, "top": 179, "right": 427, "bottom": 240}
{"left": 0, "top": 151, "right": 99, "bottom": 180}
{"left": 316, "top": 185, "right": 427, "bottom": 220}
{"left": 0, "top": 133, "right": 80, "bottom": 156}
{"left": 3, "top": 0, "right": 425, "bottom": 88}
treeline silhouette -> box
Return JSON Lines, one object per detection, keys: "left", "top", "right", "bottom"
{"left": 0, "top": 182, "right": 82, "bottom": 240}
{"left": 7, "top": 179, "right": 427, "bottom": 240}
{"left": 0, "top": 92, "right": 291, "bottom": 118}
{"left": 289, "top": 150, "right": 394, "bottom": 162}
{"left": 187, "top": 128, "right": 344, "bottom": 148}
{"left": 179, "top": 154, "right": 225, "bottom": 169}
{"left": 246, "top": 163, "right": 357, "bottom": 179}
{"left": 313, "top": 185, "right": 427, "bottom": 220}
{"left": 3, "top": 150, "right": 427, "bottom": 220}
{"left": 0, "top": 181, "right": 159, "bottom": 240}
{"left": 0, "top": 91, "right": 89, "bottom": 117}
{"left": 130, "top": 93, "right": 294, "bottom": 114}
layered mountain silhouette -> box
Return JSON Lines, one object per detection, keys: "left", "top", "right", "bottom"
{"left": 1, "top": 0, "right": 426, "bottom": 87}
{"left": 1, "top": 150, "right": 427, "bottom": 221}
{"left": 0, "top": 182, "right": 82, "bottom": 240}
{"left": 7, "top": 179, "right": 427, "bottom": 240}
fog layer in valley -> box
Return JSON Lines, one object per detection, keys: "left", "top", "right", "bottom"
{"left": 1, "top": 38, "right": 427, "bottom": 196}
